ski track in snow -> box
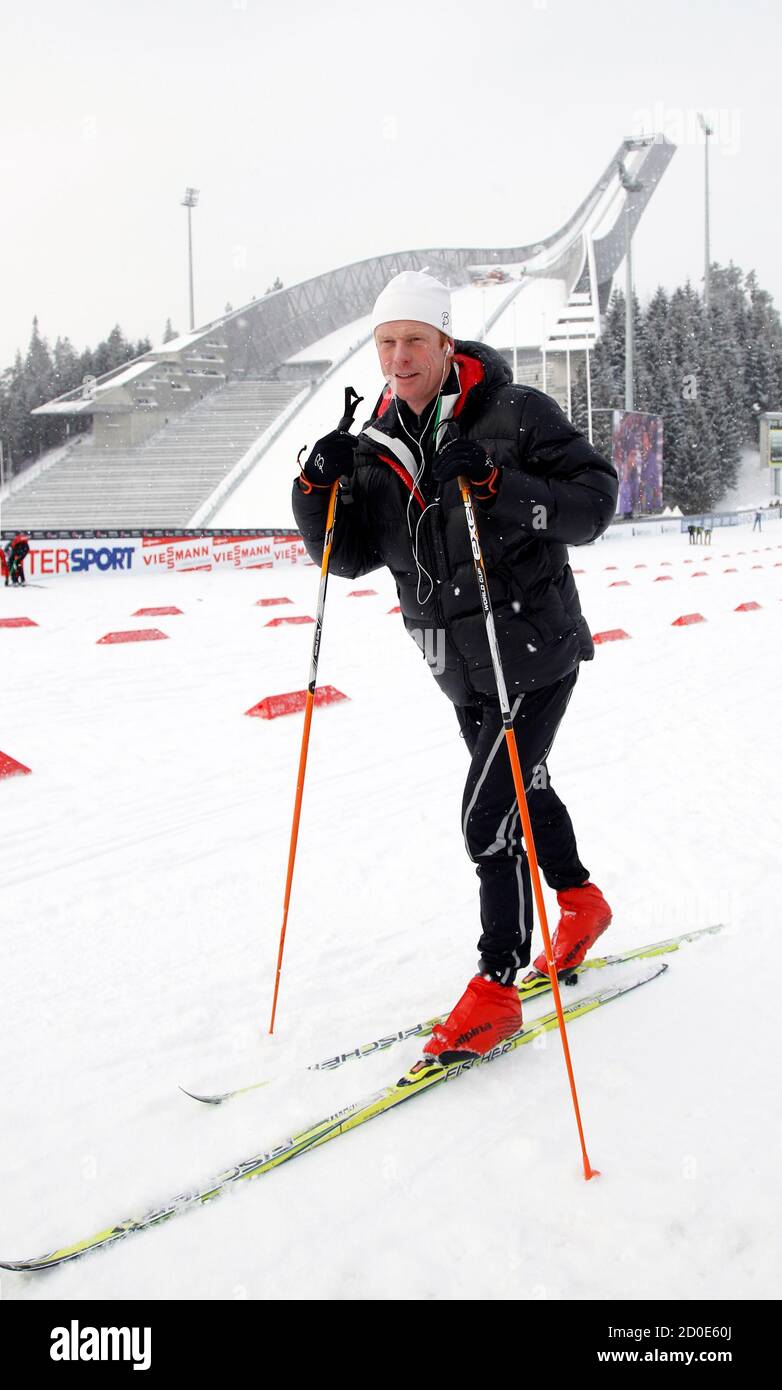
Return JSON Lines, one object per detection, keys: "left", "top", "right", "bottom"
{"left": 1, "top": 516, "right": 780, "bottom": 1300}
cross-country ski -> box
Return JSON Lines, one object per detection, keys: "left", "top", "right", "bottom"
{"left": 0, "top": 966, "right": 667, "bottom": 1272}
{"left": 181, "top": 925, "right": 723, "bottom": 1104}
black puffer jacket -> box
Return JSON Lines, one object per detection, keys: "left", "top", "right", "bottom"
{"left": 292, "top": 340, "right": 618, "bottom": 706}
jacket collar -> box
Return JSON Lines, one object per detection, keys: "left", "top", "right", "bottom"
{"left": 359, "top": 338, "right": 511, "bottom": 484}
{"left": 371, "top": 345, "right": 486, "bottom": 425}
{"left": 362, "top": 359, "right": 462, "bottom": 482}
{"left": 361, "top": 338, "right": 508, "bottom": 479}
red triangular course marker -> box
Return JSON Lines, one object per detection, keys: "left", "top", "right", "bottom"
{"left": 735, "top": 602, "right": 761, "bottom": 612}
{"left": 654, "top": 575, "right": 673, "bottom": 582}
{"left": 347, "top": 589, "right": 378, "bottom": 597}
{"left": 97, "top": 629, "right": 169, "bottom": 644}
{"left": 256, "top": 597, "right": 293, "bottom": 607}
{"left": 388, "top": 605, "right": 401, "bottom": 614}
{"left": 0, "top": 751, "right": 31, "bottom": 779}
{"left": 133, "top": 607, "right": 183, "bottom": 617}
{"left": 593, "top": 629, "right": 631, "bottom": 644}
{"left": 264, "top": 616, "right": 314, "bottom": 627}
{"left": 672, "top": 613, "right": 706, "bottom": 626}
{"left": 246, "top": 686, "right": 349, "bottom": 720}
{"left": 0, "top": 617, "right": 38, "bottom": 628}
{"left": 608, "top": 580, "right": 630, "bottom": 587}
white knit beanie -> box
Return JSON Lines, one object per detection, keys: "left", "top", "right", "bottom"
{"left": 371, "top": 270, "right": 452, "bottom": 336}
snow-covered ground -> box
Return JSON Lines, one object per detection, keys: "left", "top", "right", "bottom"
{"left": 717, "top": 445, "right": 778, "bottom": 514}
{"left": 1, "top": 513, "right": 780, "bottom": 1300}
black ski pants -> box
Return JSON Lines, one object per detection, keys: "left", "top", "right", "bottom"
{"left": 456, "top": 668, "right": 589, "bottom": 983}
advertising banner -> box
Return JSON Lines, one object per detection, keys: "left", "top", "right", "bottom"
{"left": 0, "top": 533, "right": 311, "bottom": 582}
{"left": 612, "top": 410, "right": 664, "bottom": 516}
{"left": 210, "top": 534, "right": 310, "bottom": 570}
{"left": 759, "top": 412, "right": 782, "bottom": 468}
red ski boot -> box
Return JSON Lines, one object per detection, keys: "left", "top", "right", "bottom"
{"left": 530, "top": 881, "right": 612, "bottom": 977}
{"left": 422, "top": 975, "right": 522, "bottom": 1065}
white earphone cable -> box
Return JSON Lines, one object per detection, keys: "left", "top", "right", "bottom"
{"left": 391, "top": 347, "right": 451, "bottom": 605}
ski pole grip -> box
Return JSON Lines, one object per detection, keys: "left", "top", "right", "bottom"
{"left": 337, "top": 386, "right": 364, "bottom": 433}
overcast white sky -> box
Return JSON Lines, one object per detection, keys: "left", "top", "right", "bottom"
{"left": 0, "top": 0, "right": 779, "bottom": 368}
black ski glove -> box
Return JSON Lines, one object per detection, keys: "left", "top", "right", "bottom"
{"left": 432, "top": 438, "right": 500, "bottom": 502}
{"left": 301, "top": 429, "right": 358, "bottom": 487}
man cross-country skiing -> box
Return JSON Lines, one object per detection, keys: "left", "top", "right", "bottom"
{"left": 292, "top": 270, "right": 618, "bottom": 1063}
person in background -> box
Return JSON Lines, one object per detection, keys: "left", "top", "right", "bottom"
{"left": 4, "top": 533, "right": 30, "bottom": 586}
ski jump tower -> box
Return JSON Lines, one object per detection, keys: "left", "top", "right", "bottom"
{"left": 34, "top": 134, "right": 674, "bottom": 439}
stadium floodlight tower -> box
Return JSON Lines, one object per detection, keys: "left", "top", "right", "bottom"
{"left": 181, "top": 187, "right": 200, "bottom": 331}
{"left": 698, "top": 113, "right": 713, "bottom": 310}
{"left": 617, "top": 156, "right": 644, "bottom": 411}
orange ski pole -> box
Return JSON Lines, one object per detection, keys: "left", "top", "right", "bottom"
{"left": 268, "top": 387, "right": 363, "bottom": 1035}
{"left": 458, "top": 477, "right": 599, "bottom": 1180}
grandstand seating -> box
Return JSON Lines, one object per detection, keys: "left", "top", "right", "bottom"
{"left": 2, "top": 380, "right": 304, "bottom": 530}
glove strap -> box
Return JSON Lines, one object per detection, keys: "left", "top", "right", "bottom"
{"left": 297, "top": 444, "right": 333, "bottom": 493}
{"left": 297, "top": 473, "right": 332, "bottom": 494}
{"left": 472, "top": 464, "right": 500, "bottom": 500}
